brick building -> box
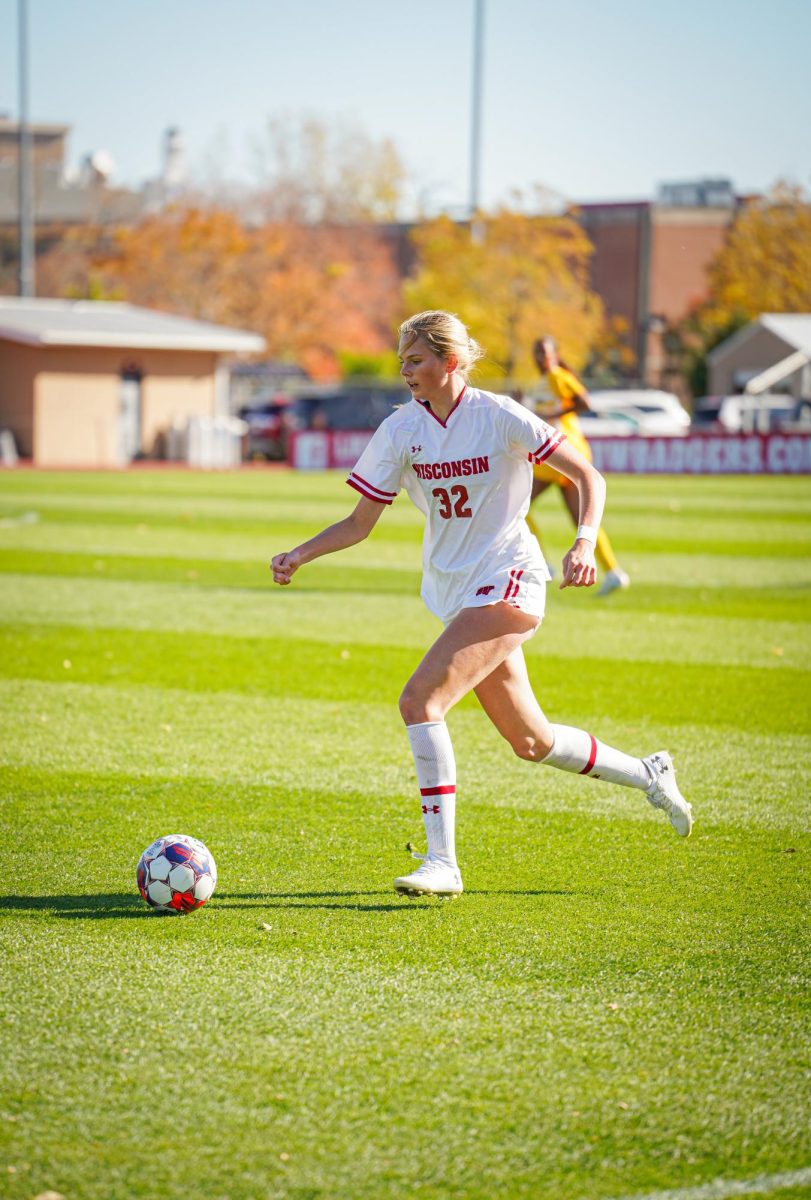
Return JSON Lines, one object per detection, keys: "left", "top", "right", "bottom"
{"left": 578, "top": 180, "right": 740, "bottom": 388}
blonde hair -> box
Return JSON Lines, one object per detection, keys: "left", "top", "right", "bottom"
{"left": 398, "top": 311, "right": 484, "bottom": 381}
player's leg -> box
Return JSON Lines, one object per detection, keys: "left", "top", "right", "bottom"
{"left": 559, "top": 481, "right": 629, "bottom": 595}
{"left": 395, "top": 603, "right": 539, "bottom": 896}
{"left": 473, "top": 650, "right": 692, "bottom": 837}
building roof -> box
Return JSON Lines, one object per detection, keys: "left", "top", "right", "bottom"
{"left": 708, "top": 313, "right": 811, "bottom": 362}
{"left": 0, "top": 298, "right": 265, "bottom": 353}
{"left": 759, "top": 313, "right": 811, "bottom": 356}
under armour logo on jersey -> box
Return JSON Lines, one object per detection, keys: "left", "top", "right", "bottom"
{"left": 476, "top": 585, "right": 495, "bottom": 596}
{"left": 422, "top": 804, "right": 440, "bottom": 814}
{"left": 411, "top": 445, "right": 422, "bottom": 454}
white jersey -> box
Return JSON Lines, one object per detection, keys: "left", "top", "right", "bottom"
{"left": 347, "top": 385, "right": 565, "bottom": 622}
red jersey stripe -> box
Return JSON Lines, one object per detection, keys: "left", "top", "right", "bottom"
{"left": 420, "top": 784, "right": 456, "bottom": 796}
{"left": 579, "top": 734, "right": 598, "bottom": 775}
{"left": 348, "top": 472, "right": 396, "bottom": 499}
{"left": 531, "top": 433, "right": 565, "bottom": 463}
{"left": 347, "top": 477, "right": 395, "bottom": 505}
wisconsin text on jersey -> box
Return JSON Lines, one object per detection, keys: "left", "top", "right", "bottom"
{"left": 412, "top": 456, "right": 490, "bottom": 480}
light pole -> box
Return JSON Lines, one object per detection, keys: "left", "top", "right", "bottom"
{"left": 469, "top": 0, "right": 485, "bottom": 242}
{"left": 18, "top": 0, "right": 35, "bottom": 297}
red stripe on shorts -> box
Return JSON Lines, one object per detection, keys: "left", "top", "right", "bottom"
{"left": 503, "top": 568, "right": 524, "bottom": 601}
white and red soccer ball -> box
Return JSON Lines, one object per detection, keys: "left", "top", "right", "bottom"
{"left": 137, "top": 834, "right": 217, "bottom": 914}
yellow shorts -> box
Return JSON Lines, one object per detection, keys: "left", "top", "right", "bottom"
{"left": 533, "top": 427, "right": 591, "bottom": 487}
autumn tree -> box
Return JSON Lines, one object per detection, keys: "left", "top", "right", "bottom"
{"left": 249, "top": 115, "right": 408, "bottom": 223}
{"left": 706, "top": 183, "right": 811, "bottom": 317}
{"left": 677, "top": 182, "right": 811, "bottom": 395}
{"left": 243, "top": 221, "right": 401, "bottom": 378}
{"left": 37, "top": 205, "right": 401, "bottom": 380}
{"left": 405, "top": 208, "right": 604, "bottom": 384}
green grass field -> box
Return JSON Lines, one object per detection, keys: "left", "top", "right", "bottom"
{"left": 1, "top": 467, "right": 809, "bottom": 1200}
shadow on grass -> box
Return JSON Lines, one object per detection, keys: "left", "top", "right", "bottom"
{"left": 0, "top": 888, "right": 579, "bottom": 918}
{"left": 0, "top": 893, "right": 150, "bottom": 918}
{"left": 0, "top": 891, "right": 429, "bottom": 917}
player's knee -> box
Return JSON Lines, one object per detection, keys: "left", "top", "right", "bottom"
{"left": 399, "top": 683, "right": 432, "bottom": 725}
{"left": 510, "top": 734, "right": 552, "bottom": 762}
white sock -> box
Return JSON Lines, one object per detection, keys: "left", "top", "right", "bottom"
{"left": 541, "top": 723, "right": 653, "bottom": 790}
{"left": 406, "top": 721, "right": 457, "bottom": 865}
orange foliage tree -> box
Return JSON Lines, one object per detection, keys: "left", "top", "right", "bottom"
{"left": 404, "top": 208, "right": 604, "bottom": 384}
{"left": 37, "top": 206, "right": 401, "bottom": 379}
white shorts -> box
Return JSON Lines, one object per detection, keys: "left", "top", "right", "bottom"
{"left": 439, "top": 561, "right": 549, "bottom": 626}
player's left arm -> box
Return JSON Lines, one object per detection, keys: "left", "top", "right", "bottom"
{"left": 545, "top": 439, "right": 606, "bottom": 590}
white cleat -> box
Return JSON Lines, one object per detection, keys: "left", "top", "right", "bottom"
{"left": 394, "top": 856, "right": 463, "bottom": 897}
{"left": 598, "top": 568, "right": 630, "bottom": 597}
{"left": 644, "top": 751, "right": 693, "bottom": 837}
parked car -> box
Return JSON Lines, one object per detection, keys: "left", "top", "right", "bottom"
{"left": 241, "top": 385, "right": 405, "bottom": 459}
{"left": 585, "top": 389, "right": 692, "bottom": 436}
{"left": 692, "top": 393, "right": 800, "bottom": 434}
{"left": 577, "top": 409, "right": 640, "bottom": 437}
{"left": 238, "top": 397, "right": 293, "bottom": 460}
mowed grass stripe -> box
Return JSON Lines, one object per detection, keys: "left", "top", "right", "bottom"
{"left": 0, "top": 547, "right": 421, "bottom": 591}
{"left": 2, "top": 575, "right": 810, "bottom": 668}
{"left": 3, "top": 518, "right": 811, "bottom": 559}
{"left": 0, "top": 622, "right": 807, "bottom": 734}
{"left": 2, "top": 678, "right": 807, "bottom": 832}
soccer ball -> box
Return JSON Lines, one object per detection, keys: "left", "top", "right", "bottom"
{"left": 137, "top": 834, "right": 217, "bottom": 915}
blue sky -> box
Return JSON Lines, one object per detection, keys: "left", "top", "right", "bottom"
{"left": 1, "top": 0, "right": 809, "bottom": 211}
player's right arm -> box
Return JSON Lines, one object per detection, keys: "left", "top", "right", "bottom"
{"left": 271, "top": 496, "right": 385, "bottom": 586}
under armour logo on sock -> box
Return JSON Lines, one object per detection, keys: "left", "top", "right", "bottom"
{"left": 422, "top": 804, "right": 441, "bottom": 814}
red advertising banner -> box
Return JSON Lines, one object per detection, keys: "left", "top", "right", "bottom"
{"left": 289, "top": 430, "right": 811, "bottom": 475}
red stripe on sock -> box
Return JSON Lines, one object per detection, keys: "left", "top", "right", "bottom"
{"left": 420, "top": 785, "right": 456, "bottom": 796}
{"left": 579, "top": 734, "right": 598, "bottom": 775}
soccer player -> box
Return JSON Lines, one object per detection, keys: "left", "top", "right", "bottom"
{"left": 528, "top": 336, "right": 630, "bottom": 596}
{"left": 271, "top": 311, "right": 691, "bottom": 897}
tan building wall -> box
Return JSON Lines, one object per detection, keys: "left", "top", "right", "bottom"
{"left": 35, "top": 359, "right": 118, "bottom": 466}
{"left": 0, "top": 340, "right": 38, "bottom": 455}
{"left": 709, "top": 327, "right": 797, "bottom": 396}
{"left": 141, "top": 353, "right": 217, "bottom": 455}
{"left": 0, "top": 342, "right": 220, "bottom": 465}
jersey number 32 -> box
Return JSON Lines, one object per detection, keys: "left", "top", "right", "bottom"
{"left": 432, "top": 485, "right": 472, "bottom": 519}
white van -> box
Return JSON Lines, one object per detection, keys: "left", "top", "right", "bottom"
{"left": 693, "top": 394, "right": 798, "bottom": 434}
{"left": 582, "top": 390, "right": 692, "bottom": 437}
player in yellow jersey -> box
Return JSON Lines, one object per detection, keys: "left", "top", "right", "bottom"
{"left": 528, "top": 336, "right": 629, "bottom": 596}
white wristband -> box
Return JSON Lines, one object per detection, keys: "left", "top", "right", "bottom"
{"left": 576, "top": 524, "right": 597, "bottom": 544}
